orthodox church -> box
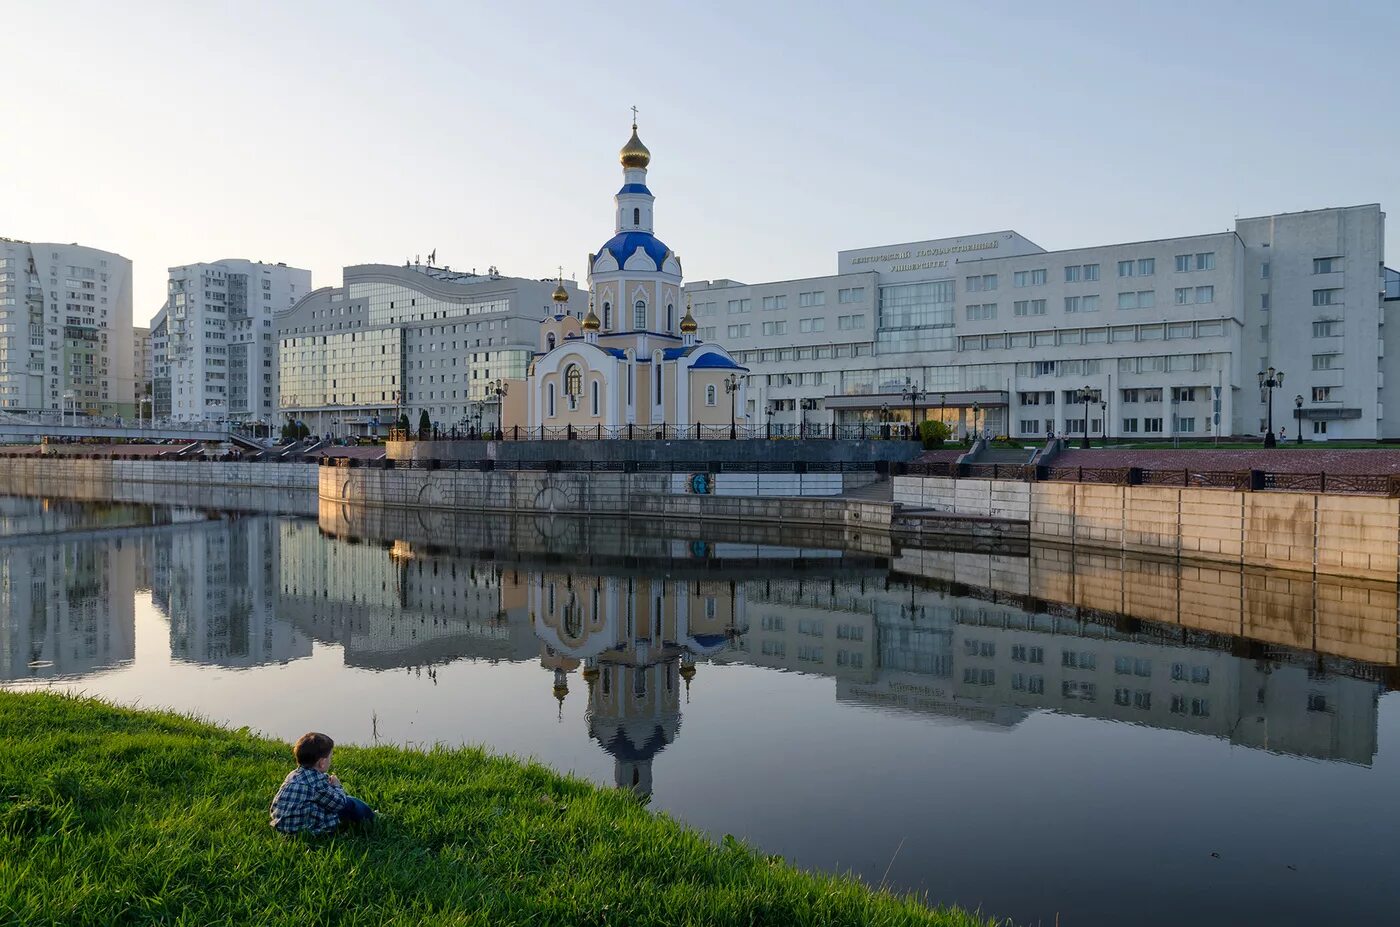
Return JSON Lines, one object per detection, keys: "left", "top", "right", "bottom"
{"left": 525, "top": 120, "right": 748, "bottom": 432}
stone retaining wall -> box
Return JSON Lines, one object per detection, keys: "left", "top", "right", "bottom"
{"left": 0, "top": 458, "right": 318, "bottom": 515}
{"left": 894, "top": 474, "right": 1400, "bottom": 581}
{"left": 326, "top": 466, "right": 894, "bottom": 533}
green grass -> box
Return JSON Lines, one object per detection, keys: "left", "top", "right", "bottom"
{"left": 0, "top": 692, "right": 992, "bottom": 927}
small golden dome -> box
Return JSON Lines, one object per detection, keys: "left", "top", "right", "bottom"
{"left": 679, "top": 663, "right": 697, "bottom": 681}
{"left": 679, "top": 299, "right": 698, "bottom": 333}
{"left": 553, "top": 683, "right": 568, "bottom": 702}
{"left": 620, "top": 125, "right": 650, "bottom": 169}
{"left": 582, "top": 302, "right": 601, "bottom": 331}
{"left": 552, "top": 281, "right": 569, "bottom": 303}
{"left": 582, "top": 665, "right": 600, "bottom": 681}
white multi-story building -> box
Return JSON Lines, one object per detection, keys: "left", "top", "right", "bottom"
{"left": 276, "top": 262, "right": 584, "bottom": 435}
{"left": 688, "top": 204, "right": 1392, "bottom": 440}
{"left": 0, "top": 239, "right": 134, "bottom": 417}
{"left": 151, "top": 259, "right": 311, "bottom": 423}
{"left": 132, "top": 325, "right": 152, "bottom": 403}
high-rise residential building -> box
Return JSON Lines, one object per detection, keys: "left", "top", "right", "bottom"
{"left": 0, "top": 238, "right": 134, "bottom": 416}
{"left": 150, "top": 259, "right": 311, "bottom": 423}
{"left": 275, "top": 263, "right": 583, "bottom": 435}
{"left": 688, "top": 204, "right": 1393, "bottom": 440}
{"left": 132, "top": 325, "right": 152, "bottom": 403}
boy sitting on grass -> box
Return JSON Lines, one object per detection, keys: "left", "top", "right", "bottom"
{"left": 270, "top": 731, "right": 376, "bottom": 835}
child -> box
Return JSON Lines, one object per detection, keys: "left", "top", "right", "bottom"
{"left": 269, "top": 731, "right": 375, "bottom": 835}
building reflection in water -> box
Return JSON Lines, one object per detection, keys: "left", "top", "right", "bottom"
{"left": 0, "top": 534, "right": 137, "bottom": 680}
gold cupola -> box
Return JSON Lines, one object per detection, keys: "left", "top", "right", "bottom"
{"left": 619, "top": 121, "right": 651, "bottom": 169}
{"left": 582, "top": 298, "right": 601, "bottom": 331}
{"left": 552, "top": 282, "right": 569, "bottom": 304}
{"left": 679, "top": 297, "right": 698, "bottom": 333}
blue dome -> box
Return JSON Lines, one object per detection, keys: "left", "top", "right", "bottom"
{"left": 594, "top": 231, "right": 672, "bottom": 271}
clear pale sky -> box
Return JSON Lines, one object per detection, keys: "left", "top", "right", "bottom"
{"left": 7, "top": 0, "right": 1398, "bottom": 325}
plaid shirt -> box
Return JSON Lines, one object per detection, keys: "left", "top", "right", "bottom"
{"left": 269, "top": 766, "right": 349, "bottom": 835}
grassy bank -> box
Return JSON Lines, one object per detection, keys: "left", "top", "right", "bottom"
{"left": 0, "top": 692, "right": 991, "bottom": 926}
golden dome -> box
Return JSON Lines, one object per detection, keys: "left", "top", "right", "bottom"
{"left": 679, "top": 298, "right": 698, "bottom": 334}
{"left": 582, "top": 665, "right": 600, "bottom": 681}
{"left": 679, "top": 663, "right": 697, "bottom": 681}
{"left": 582, "top": 300, "right": 601, "bottom": 331}
{"left": 620, "top": 124, "right": 650, "bottom": 169}
{"left": 552, "top": 281, "right": 569, "bottom": 303}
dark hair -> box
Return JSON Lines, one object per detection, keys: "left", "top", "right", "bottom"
{"left": 294, "top": 732, "right": 334, "bottom": 767}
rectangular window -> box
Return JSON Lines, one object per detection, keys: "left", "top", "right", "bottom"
{"left": 964, "top": 274, "right": 997, "bottom": 293}
{"left": 1195, "top": 285, "right": 1213, "bottom": 304}
{"left": 1143, "top": 417, "right": 1163, "bottom": 433}
{"left": 727, "top": 299, "right": 751, "bottom": 314}
{"left": 1118, "top": 260, "right": 1134, "bottom": 278}
{"left": 1178, "top": 417, "right": 1196, "bottom": 432}
{"left": 1122, "top": 417, "right": 1139, "bottom": 433}
{"left": 1312, "top": 386, "right": 1333, "bottom": 402}
{"left": 798, "top": 291, "right": 826, "bottom": 307}
{"left": 1065, "top": 265, "right": 1081, "bottom": 282}
{"left": 1314, "top": 420, "right": 1328, "bottom": 435}
{"left": 1261, "top": 261, "right": 1270, "bottom": 279}
{"left": 1081, "top": 294, "right": 1101, "bottom": 312}
{"left": 837, "top": 286, "right": 866, "bottom": 303}
{"left": 1312, "top": 320, "right": 1341, "bottom": 338}
{"left": 1014, "top": 269, "right": 1047, "bottom": 288}
{"left": 1313, "top": 256, "right": 1342, "bottom": 274}
{"left": 1312, "top": 289, "right": 1341, "bottom": 306}
{"left": 1174, "top": 287, "right": 1192, "bottom": 305}
{"left": 965, "top": 303, "right": 997, "bottom": 321}
{"left": 1261, "top": 293, "right": 1271, "bottom": 310}
{"left": 761, "top": 295, "right": 787, "bottom": 311}
{"left": 1014, "top": 299, "right": 1046, "bottom": 316}
{"left": 1139, "top": 258, "right": 1154, "bottom": 276}
{"left": 1065, "top": 296, "right": 1081, "bottom": 313}
{"left": 762, "top": 321, "right": 787, "bottom": 336}
{"left": 1312, "top": 353, "right": 1339, "bottom": 370}
{"left": 837, "top": 314, "right": 866, "bottom": 330}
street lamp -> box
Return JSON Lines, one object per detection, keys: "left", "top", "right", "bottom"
{"left": 486, "top": 378, "right": 508, "bottom": 437}
{"left": 1294, "top": 394, "right": 1304, "bottom": 445}
{"left": 724, "top": 373, "right": 740, "bottom": 439}
{"left": 971, "top": 401, "right": 980, "bottom": 440}
{"left": 901, "top": 376, "right": 926, "bottom": 441}
{"left": 880, "top": 402, "right": 890, "bottom": 440}
{"left": 1258, "top": 367, "right": 1284, "bottom": 448}
{"left": 1074, "top": 386, "right": 1100, "bottom": 449}
{"left": 1099, "top": 399, "right": 1108, "bottom": 445}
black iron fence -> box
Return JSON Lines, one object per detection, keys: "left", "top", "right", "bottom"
{"left": 904, "top": 461, "right": 1400, "bottom": 497}
{"left": 389, "top": 422, "right": 934, "bottom": 443}
{"left": 326, "top": 457, "right": 889, "bottom": 475}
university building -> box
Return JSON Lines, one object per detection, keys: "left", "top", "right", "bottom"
{"left": 688, "top": 204, "right": 1392, "bottom": 440}
{"left": 275, "top": 262, "right": 584, "bottom": 435}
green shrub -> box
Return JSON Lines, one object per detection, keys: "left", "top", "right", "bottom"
{"left": 919, "top": 420, "right": 952, "bottom": 449}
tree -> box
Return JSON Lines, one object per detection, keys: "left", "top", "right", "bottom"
{"left": 418, "top": 410, "right": 432, "bottom": 439}
{"left": 919, "top": 420, "right": 952, "bottom": 450}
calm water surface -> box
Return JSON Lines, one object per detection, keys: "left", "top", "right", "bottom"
{"left": 3, "top": 494, "right": 1398, "bottom": 927}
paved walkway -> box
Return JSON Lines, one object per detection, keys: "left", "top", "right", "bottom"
{"left": 1054, "top": 448, "right": 1400, "bottom": 475}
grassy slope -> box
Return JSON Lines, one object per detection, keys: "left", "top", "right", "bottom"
{"left": 0, "top": 692, "right": 991, "bottom": 927}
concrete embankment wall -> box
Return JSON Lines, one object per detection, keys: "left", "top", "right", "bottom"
{"left": 894, "top": 475, "right": 1399, "bottom": 581}
{"left": 324, "top": 466, "right": 894, "bottom": 533}
{"left": 0, "top": 458, "right": 318, "bottom": 515}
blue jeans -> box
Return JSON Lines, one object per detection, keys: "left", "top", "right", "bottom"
{"left": 339, "top": 796, "right": 375, "bottom": 827}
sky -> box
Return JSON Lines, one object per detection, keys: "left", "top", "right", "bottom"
{"left": 6, "top": 0, "right": 1399, "bottom": 325}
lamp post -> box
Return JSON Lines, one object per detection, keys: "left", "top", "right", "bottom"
{"left": 1099, "top": 399, "right": 1108, "bottom": 445}
{"left": 724, "top": 373, "right": 740, "bottom": 439}
{"left": 971, "top": 401, "right": 980, "bottom": 440}
{"left": 880, "top": 402, "right": 890, "bottom": 440}
{"left": 901, "top": 376, "right": 926, "bottom": 441}
{"left": 487, "top": 378, "right": 508, "bottom": 437}
{"left": 1074, "top": 386, "right": 1100, "bottom": 449}
{"left": 1294, "top": 394, "right": 1304, "bottom": 445}
{"left": 1258, "top": 367, "right": 1284, "bottom": 448}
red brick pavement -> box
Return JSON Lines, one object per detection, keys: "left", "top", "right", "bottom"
{"left": 1053, "top": 448, "right": 1400, "bottom": 475}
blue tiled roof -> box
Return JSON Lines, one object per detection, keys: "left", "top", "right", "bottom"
{"left": 661, "top": 346, "right": 690, "bottom": 360}
{"left": 688, "top": 632, "right": 729, "bottom": 649}
{"left": 594, "top": 231, "right": 671, "bottom": 270}
{"left": 689, "top": 352, "right": 746, "bottom": 370}
{"left": 616, "top": 183, "right": 652, "bottom": 196}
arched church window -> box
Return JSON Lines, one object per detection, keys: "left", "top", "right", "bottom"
{"left": 564, "top": 364, "right": 582, "bottom": 400}
{"left": 591, "top": 380, "right": 599, "bottom": 416}
{"left": 634, "top": 300, "right": 646, "bottom": 330}
{"left": 633, "top": 207, "right": 640, "bottom": 226}
{"left": 548, "top": 383, "right": 556, "bottom": 417}
{"left": 603, "top": 302, "right": 611, "bottom": 329}
{"left": 546, "top": 332, "right": 556, "bottom": 351}
{"left": 666, "top": 303, "right": 674, "bottom": 330}
{"left": 706, "top": 384, "right": 717, "bottom": 406}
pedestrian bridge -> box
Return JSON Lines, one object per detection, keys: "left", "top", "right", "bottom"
{"left": 0, "top": 420, "right": 260, "bottom": 448}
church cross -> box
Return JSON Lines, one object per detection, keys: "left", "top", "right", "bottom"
{"left": 631, "top": 105, "right": 638, "bottom": 129}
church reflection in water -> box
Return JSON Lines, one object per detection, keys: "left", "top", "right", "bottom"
{"left": 528, "top": 567, "right": 740, "bottom": 795}
{"left": 4, "top": 499, "right": 1397, "bottom": 789}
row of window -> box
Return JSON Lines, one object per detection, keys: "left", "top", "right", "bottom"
{"left": 960, "top": 320, "right": 1226, "bottom": 353}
